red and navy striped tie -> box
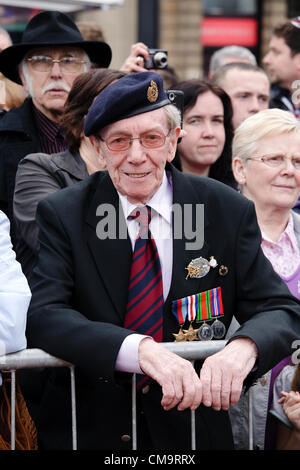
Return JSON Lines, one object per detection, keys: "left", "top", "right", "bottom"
{"left": 124, "top": 206, "right": 164, "bottom": 387}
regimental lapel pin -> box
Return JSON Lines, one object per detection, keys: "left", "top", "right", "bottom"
{"left": 185, "top": 256, "right": 218, "bottom": 280}
{"left": 219, "top": 265, "right": 228, "bottom": 276}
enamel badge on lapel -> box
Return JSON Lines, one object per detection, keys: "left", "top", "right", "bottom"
{"left": 219, "top": 265, "right": 228, "bottom": 276}
{"left": 185, "top": 256, "right": 217, "bottom": 280}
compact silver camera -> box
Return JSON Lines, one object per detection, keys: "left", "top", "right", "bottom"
{"left": 144, "top": 49, "right": 168, "bottom": 69}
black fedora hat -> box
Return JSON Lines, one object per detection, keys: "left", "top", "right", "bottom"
{"left": 0, "top": 10, "right": 112, "bottom": 84}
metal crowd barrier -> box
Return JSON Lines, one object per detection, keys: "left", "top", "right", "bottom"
{"left": 0, "top": 341, "right": 253, "bottom": 451}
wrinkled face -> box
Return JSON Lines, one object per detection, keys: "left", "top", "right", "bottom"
{"left": 92, "top": 108, "right": 180, "bottom": 204}
{"left": 221, "top": 69, "right": 270, "bottom": 129}
{"left": 177, "top": 91, "right": 226, "bottom": 176}
{"left": 19, "top": 46, "right": 88, "bottom": 121}
{"left": 233, "top": 133, "right": 300, "bottom": 212}
{"left": 263, "top": 36, "right": 299, "bottom": 88}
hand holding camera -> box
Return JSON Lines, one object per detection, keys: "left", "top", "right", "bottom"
{"left": 143, "top": 49, "right": 168, "bottom": 70}
{"left": 121, "top": 42, "right": 168, "bottom": 73}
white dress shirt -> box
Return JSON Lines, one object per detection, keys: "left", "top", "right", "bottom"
{"left": 115, "top": 171, "right": 173, "bottom": 373}
{"left": 0, "top": 210, "right": 30, "bottom": 361}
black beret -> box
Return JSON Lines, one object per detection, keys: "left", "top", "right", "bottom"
{"left": 84, "top": 71, "right": 171, "bottom": 136}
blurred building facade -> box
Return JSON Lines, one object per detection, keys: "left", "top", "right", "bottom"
{"left": 0, "top": 0, "right": 297, "bottom": 80}
{"left": 77, "top": 0, "right": 292, "bottom": 80}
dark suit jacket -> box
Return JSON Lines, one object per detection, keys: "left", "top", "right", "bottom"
{"left": 26, "top": 164, "right": 300, "bottom": 450}
{"left": 0, "top": 98, "right": 41, "bottom": 245}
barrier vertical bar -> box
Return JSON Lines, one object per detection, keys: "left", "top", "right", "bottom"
{"left": 10, "top": 370, "right": 16, "bottom": 450}
{"left": 132, "top": 373, "right": 137, "bottom": 450}
{"left": 190, "top": 360, "right": 196, "bottom": 450}
{"left": 70, "top": 366, "right": 77, "bottom": 450}
{"left": 248, "top": 388, "right": 253, "bottom": 450}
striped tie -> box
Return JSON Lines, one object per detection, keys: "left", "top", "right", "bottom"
{"left": 124, "top": 206, "right": 164, "bottom": 387}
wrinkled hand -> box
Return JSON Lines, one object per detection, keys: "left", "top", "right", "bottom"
{"left": 138, "top": 338, "right": 202, "bottom": 411}
{"left": 200, "top": 338, "right": 258, "bottom": 411}
{"left": 120, "top": 42, "right": 149, "bottom": 73}
{"left": 279, "top": 391, "right": 300, "bottom": 431}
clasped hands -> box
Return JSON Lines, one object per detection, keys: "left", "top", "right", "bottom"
{"left": 278, "top": 390, "right": 300, "bottom": 432}
{"left": 138, "top": 337, "right": 258, "bottom": 412}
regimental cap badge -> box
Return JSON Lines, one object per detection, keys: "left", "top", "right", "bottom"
{"left": 147, "top": 80, "right": 158, "bottom": 103}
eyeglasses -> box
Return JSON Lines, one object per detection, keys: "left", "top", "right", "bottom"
{"left": 246, "top": 154, "right": 300, "bottom": 170}
{"left": 26, "top": 55, "right": 87, "bottom": 73}
{"left": 99, "top": 130, "right": 172, "bottom": 151}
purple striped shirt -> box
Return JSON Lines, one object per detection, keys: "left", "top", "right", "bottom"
{"left": 34, "top": 106, "right": 68, "bottom": 154}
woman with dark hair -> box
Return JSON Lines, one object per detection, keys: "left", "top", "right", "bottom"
{"left": 173, "top": 79, "right": 236, "bottom": 188}
{"left": 13, "top": 68, "right": 125, "bottom": 277}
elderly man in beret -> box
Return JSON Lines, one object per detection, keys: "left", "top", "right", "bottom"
{"left": 25, "top": 72, "right": 300, "bottom": 450}
{"left": 0, "top": 10, "right": 111, "bottom": 248}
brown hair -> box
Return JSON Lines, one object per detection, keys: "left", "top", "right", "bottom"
{"left": 173, "top": 79, "right": 235, "bottom": 187}
{"left": 59, "top": 68, "right": 126, "bottom": 152}
{"left": 273, "top": 20, "right": 300, "bottom": 56}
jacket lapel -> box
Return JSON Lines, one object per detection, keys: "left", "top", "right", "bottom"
{"left": 52, "top": 150, "right": 89, "bottom": 180}
{"left": 85, "top": 172, "right": 132, "bottom": 321}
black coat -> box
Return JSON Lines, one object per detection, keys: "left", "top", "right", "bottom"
{"left": 0, "top": 98, "right": 41, "bottom": 245}
{"left": 25, "top": 164, "right": 300, "bottom": 450}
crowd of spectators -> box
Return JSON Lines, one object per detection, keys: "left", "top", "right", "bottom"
{"left": 0, "top": 10, "right": 299, "bottom": 452}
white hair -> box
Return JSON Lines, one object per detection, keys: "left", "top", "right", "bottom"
{"left": 209, "top": 45, "right": 257, "bottom": 74}
{"left": 163, "top": 104, "right": 181, "bottom": 130}
{"left": 232, "top": 108, "right": 300, "bottom": 160}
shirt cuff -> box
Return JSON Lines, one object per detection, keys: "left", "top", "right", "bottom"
{"left": 115, "top": 334, "right": 151, "bottom": 374}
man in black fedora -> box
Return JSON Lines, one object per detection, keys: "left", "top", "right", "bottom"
{"left": 0, "top": 10, "right": 111, "bottom": 248}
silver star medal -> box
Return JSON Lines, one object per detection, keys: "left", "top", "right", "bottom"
{"left": 185, "top": 256, "right": 217, "bottom": 280}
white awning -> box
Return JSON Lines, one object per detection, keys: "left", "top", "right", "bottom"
{"left": 0, "top": 1, "right": 124, "bottom": 13}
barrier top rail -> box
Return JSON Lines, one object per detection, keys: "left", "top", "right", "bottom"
{"left": 0, "top": 341, "right": 228, "bottom": 370}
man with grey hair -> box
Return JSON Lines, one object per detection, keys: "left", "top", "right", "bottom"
{"left": 0, "top": 10, "right": 111, "bottom": 247}
{"left": 208, "top": 45, "right": 257, "bottom": 78}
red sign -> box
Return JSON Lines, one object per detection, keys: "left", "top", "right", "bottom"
{"left": 201, "top": 17, "right": 258, "bottom": 47}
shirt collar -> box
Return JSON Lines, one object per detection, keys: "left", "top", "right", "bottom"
{"left": 261, "top": 212, "right": 298, "bottom": 249}
{"left": 33, "top": 106, "right": 64, "bottom": 142}
{"left": 118, "top": 171, "right": 173, "bottom": 225}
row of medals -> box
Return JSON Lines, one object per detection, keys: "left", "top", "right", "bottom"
{"left": 174, "top": 255, "right": 227, "bottom": 342}
{"left": 173, "top": 318, "right": 226, "bottom": 342}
